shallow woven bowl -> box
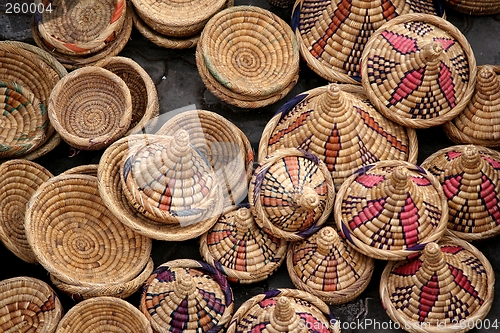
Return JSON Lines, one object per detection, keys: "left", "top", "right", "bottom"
{"left": 140, "top": 259, "right": 234, "bottom": 333}
{"left": 48, "top": 66, "right": 132, "bottom": 151}
{"left": 0, "top": 276, "right": 63, "bottom": 333}
{"left": 196, "top": 5, "right": 300, "bottom": 108}
{"left": 0, "top": 159, "right": 53, "bottom": 264}
{"left": 25, "top": 173, "right": 152, "bottom": 291}
{"left": 443, "top": 0, "right": 500, "bottom": 15}
{"left": 335, "top": 160, "right": 449, "bottom": 261}
{"left": 56, "top": 296, "right": 152, "bottom": 333}
{"left": 380, "top": 233, "right": 495, "bottom": 333}
{"left": 361, "top": 13, "right": 476, "bottom": 129}
{"left": 34, "top": 0, "right": 127, "bottom": 56}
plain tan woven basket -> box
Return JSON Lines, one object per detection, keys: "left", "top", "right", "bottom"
{"left": 361, "top": 13, "right": 476, "bottom": 129}
{"left": 443, "top": 0, "right": 500, "bottom": 15}
{"left": 48, "top": 66, "right": 132, "bottom": 151}
{"left": 0, "top": 276, "right": 63, "bottom": 333}
{"left": 380, "top": 233, "right": 495, "bottom": 333}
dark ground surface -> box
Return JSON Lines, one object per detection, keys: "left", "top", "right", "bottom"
{"left": 1, "top": 0, "right": 500, "bottom": 332}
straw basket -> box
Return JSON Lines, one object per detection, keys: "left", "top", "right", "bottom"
{"left": 380, "top": 233, "right": 495, "bottom": 333}
{"left": 291, "top": 0, "right": 444, "bottom": 84}
{"left": 443, "top": 0, "right": 500, "bottom": 15}
{"left": 287, "top": 226, "right": 374, "bottom": 305}
{"left": 95, "top": 56, "right": 159, "bottom": 135}
{"left": 421, "top": 144, "right": 500, "bottom": 241}
{"left": 335, "top": 160, "right": 449, "bottom": 261}
{"left": 443, "top": 65, "right": 500, "bottom": 147}
{"left": 48, "top": 66, "right": 132, "bottom": 151}
{"left": 56, "top": 296, "right": 152, "bottom": 333}
{"left": 24, "top": 173, "right": 153, "bottom": 298}
{"left": 259, "top": 83, "right": 419, "bottom": 190}
{"left": 0, "top": 160, "right": 53, "bottom": 264}
{"left": 361, "top": 13, "right": 476, "bottom": 129}
{"left": 196, "top": 6, "right": 300, "bottom": 108}
{"left": 60, "top": 164, "right": 98, "bottom": 177}
{"left": 199, "top": 205, "right": 288, "bottom": 284}
{"left": 156, "top": 110, "right": 254, "bottom": 210}
{"left": 140, "top": 259, "right": 234, "bottom": 333}
{"left": 226, "top": 288, "right": 341, "bottom": 333}
{"left": 248, "top": 148, "right": 335, "bottom": 241}
{"left": 0, "top": 276, "right": 63, "bottom": 333}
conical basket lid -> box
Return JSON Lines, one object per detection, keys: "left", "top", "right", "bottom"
{"left": 421, "top": 144, "right": 500, "bottom": 241}
{"left": 140, "top": 259, "right": 234, "bottom": 333}
{"left": 200, "top": 205, "right": 288, "bottom": 284}
{"left": 444, "top": 65, "right": 500, "bottom": 147}
{"left": 380, "top": 234, "right": 494, "bottom": 332}
{"left": 291, "top": 0, "right": 443, "bottom": 84}
{"left": 249, "top": 148, "right": 335, "bottom": 241}
{"left": 259, "top": 83, "right": 418, "bottom": 190}
{"left": 361, "top": 13, "right": 476, "bottom": 128}
{"left": 335, "top": 160, "right": 449, "bottom": 260}
{"left": 287, "top": 226, "right": 374, "bottom": 305}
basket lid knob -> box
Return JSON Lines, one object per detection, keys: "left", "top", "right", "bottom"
{"left": 420, "top": 41, "right": 444, "bottom": 64}
{"left": 388, "top": 166, "right": 411, "bottom": 195}
{"left": 316, "top": 226, "right": 342, "bottom": 256}
{"left": 234, "top": 207, "right": 256, "bottom": 234}
{"left": 173, "top": 271, "right": 197, "bottom": 299}
{"left": 416, "top": 242, "right": 454, "bottom": 292}
{"left": 268, "top": 297, "right": 305, "bottom": 332}
{"left": 459, "top": 145, "right": 482, "bottom": 171}
{"left": 476, "top": 66, "right": 500, "bottom": 100}
{"left": 292, "top": 186, "right": 320, "bottom": 210}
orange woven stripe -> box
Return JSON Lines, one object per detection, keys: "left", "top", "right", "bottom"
{"left": 111, "top": 0, "right": 125, "bottom": 24}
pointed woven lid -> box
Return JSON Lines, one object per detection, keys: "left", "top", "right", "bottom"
{"left": 120, "top": 130, "right": 221, "bottom": 226}
{"left": 361, "top": 13, "right": 476, "bottom": 128}
{"left": 421, "top": 144, "right": 500, "bottom": 241}
{"left": 200, "top": 205, "right": 288, "bottom": 284}
{"left": 249, "top": 148, "right": 335, "bottom": 241}
{"left": 227, "top": 288, "right": 340, "bottom": 333}
{"left": 444, "top": 65, "right": 500, "bottom": 147}
{"left": 140, "top": 259, "right": 234, "bottom": 333}
{"left": 259, "top": 83, "right": 418, "bottom": 190}
{"left": 287, "top": 226, "right": 374, "bottom": 305}
{"left": 291, "top": 0, "right": 442, "bottom": 84}
{"left": 335, "top": 160, "right": 449, "bottom": 260}
{"left": 380, "top": 234, "right": 494, "bottom": 332}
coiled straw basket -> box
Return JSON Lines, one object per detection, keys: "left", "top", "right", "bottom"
{"left": 443, "top": 0, "right": 500, "bottom": 15}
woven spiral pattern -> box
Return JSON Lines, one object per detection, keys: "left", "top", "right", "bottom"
{"left": 380, "top": 235, "right": 495, "bottom": 333}
{"left": 156, "top": 110, "right": 254, "bottom": 210}
{"left": 259, "top": 84, "right": 418, "bottom": 190}
{"left": 335, "top": 160, "right": 449, "bottom": 261}
{"left": 443, "top": 0, "right": 500, "bottom": 15}
{"left": 227, "top": 288, "right": 340, "bottom": 333}
{"left": 0, "top": 160, "right": 53, "bottom": 264}
{"left": 0, "top": 277, "right": 63, "bottom": 333}
{"left": 287, "top": 226, "right": 374, "bottom": 305}
{"left": 249, "top": 148, "right": 335, "bottom": 241}
{"left": 56, "top": 296, "right": 152, "bottom": 333}
{"left": 292, "top": 0, "right": 441, "bottom": 84}
{"left": 361, "top": 13, "right": 476, "bottom": 129}
{"left": 200, "top": 206, "right": 288, "bottom": 284}
{"left": 25, "top": 173, "right": 152, "bottom": 288}
{"left": 48, "top": 66, "right": 132, "bottom": 151}
{"left": 140, "top": 259, "right": 234, "bottom": 333}
{"left": 421, "top": 145, "right": 500, "bottom": 241}
{"left": 196, "top": 6, "right": 300, "bottom": 108}
{"left": 34, "top": 0, "right": 127, "bottom": 55}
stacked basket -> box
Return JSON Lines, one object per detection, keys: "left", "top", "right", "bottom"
{"left": 443, "top": 0, "right": 500, "bottom": 15}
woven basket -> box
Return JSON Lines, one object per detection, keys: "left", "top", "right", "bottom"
{"left": 443, "top": 65, "right": 500, "bottom": 147}
{"left": 361, "top": 13, "right": 476, "bottom": 129}
{"left": 291, "top": 0, "right": 443, "bottom": 84}
{"left": 140, "top": 259, "right": 234, "bottom": 333}
{"left": 0, "top": 159, "right": 53, "bottom": 264}
{"left": 380, "top": 233, "right": 495, "bottom": 333}
{"left": 196, "top": 6, "right": 300, "bottom": 108}
{"left": 443, "top": 0, "right": 500, "bottom": 15}
{"left": 34, "top": 0, "right": 127, "bottom": 56}
{"left": 335, "top": 160, "right": 449, "bottom": 261}
{"left": 199, "top": 205, "right": 288, "bottom": 284}
{"left": 259, "top": 83, "right": 419, "bottom": 190}
{"left": 421, "top": 144, "right": 500, "bottom": 241}
{"left": 287, "top": 226, "right": 374, "bottom": 305}
{"left": 56, "top": 296, "right": 152, "bottom": 333}
{"left": 98, "top": 134, "right": 223, "bottom": 241}
{"left": 60, "top": 164, "right": 99, "bottom": 176}
{"left": 48, "top": 66, "right": 132, "bottom": 151}
{"left": 156, "top": 110, "right": 254, "bottom": 211}
{"left": 226, "top": 288, "right": 340, "bottom": 333}
{"left": 0, "top": 276, "right": 63, "bottom": 333}
{"left": 248, "top": 148, "right": 335, "bottom": 241}
{"left": 24, "top": 173, "right": 152, "bottom": 294}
